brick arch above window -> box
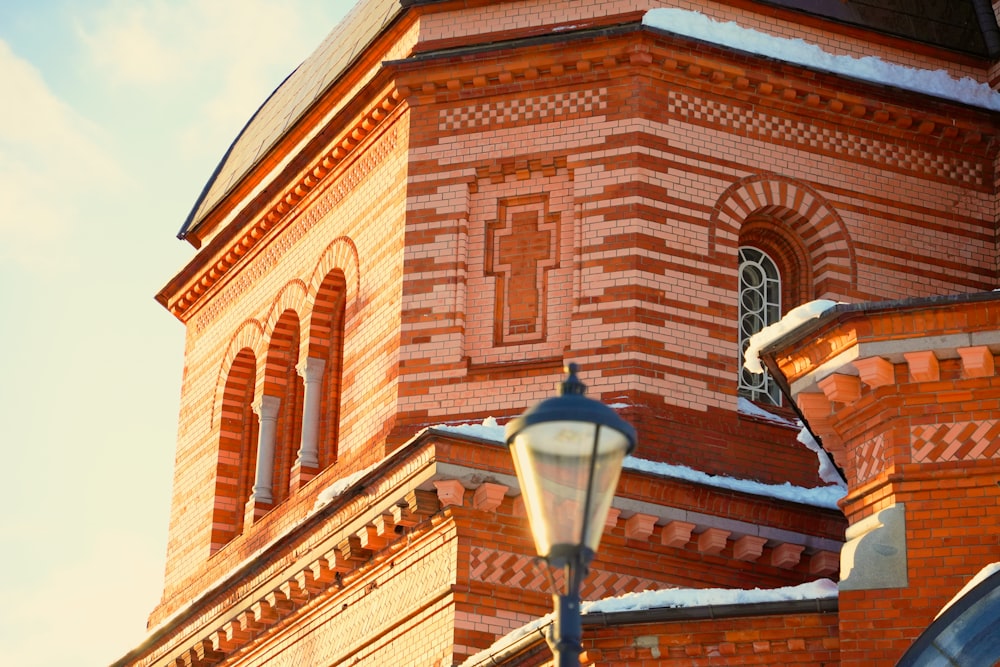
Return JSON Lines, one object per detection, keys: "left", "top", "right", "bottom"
{"left": 308, "top": 269, "right": 348, "bottom": 471}
{"left": 264, "top": 280, "right": 309, "bottom": 362}
{"left": 211, "top": 318, "right": 266, "bottom": 428}
{"left": 307, "top": 270, "right": 348, "bottom": 361}
{"left": 307, "top": 237, "right": 360, "bottom": 317}
{"left": 210, "top": 347, "right": 258, "bottom": 554}
{"left": 710, "top": 174, "right": 857, "bottom": 298}
{"left": 740, "top": 215, "right": 812, "bottom": 313}
{"left": 261, "top": 308, "right": 303, "bottom": 397}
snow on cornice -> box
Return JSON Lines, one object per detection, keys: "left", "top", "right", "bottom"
{"left": 737, "top": 396, "right": 798, "bottom": 427}
{"left": 583, "top": 577, "right": 838, "bottom": 614}
{"left": 434, "top": 418, "right": 845, "bottom": 509}
{"left": 743, "top": 300, "right": 838, "bottom": 374}
{"left": 643, "top": 9, "right": 1000, "bottom": 111}
{"left": 624, "top": 454, "right": 843, "bottom": 509}
{"left": 797, "top": 425, "right": 846, "bottom": 487}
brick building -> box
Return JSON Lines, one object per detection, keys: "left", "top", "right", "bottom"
{"left": 115, "top": 1, "right": 1000, "bottom": 665}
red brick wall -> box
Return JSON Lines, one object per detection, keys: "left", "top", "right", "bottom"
{"left": 199, "top": 519, "right": 460, "bottom": 667}
{"left": 838, "top": 463, "right": 1000, "bottom": 665}
{"left": 154, "top": 109, "right": 411, "bottom": 622}
{"left": 392, "top": 19, "right": 996, "bottom": 483}
{"left": 580, "top": 612, "right": 840, "bottom": 665}
{"left": 439, "top": 455, "right": 844, "bottom": 662}
{"left": 149, "top": 1, "right": 1000, "bottom": 661}
{"left": 774, "top": 301, "right": 1000, "bottom": 664}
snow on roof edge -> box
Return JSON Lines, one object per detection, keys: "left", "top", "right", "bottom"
{"left": 642, "top": 8, "right": 1000, "bottom": 112}
{"left": 434, "top": 417, "right": 845, "bottom": 509}
{"left": 743, "top": 300, "right": 838, "bottom": 374}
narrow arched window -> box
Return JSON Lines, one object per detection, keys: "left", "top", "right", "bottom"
{"left": 211, "top": 348, "right": 258, "bottom": 553}
{"left": 265, "top": 310, "right": 303, "bottom": 506}
{"left": 313, "top": 270, "right": 347, "bottom": 470}
{"left": 739, "top": 246, "right": 781, "bottom": 404}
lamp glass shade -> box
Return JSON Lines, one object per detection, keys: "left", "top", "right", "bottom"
{"left": 509, "top": 419, "right": 630, "bottom": 559}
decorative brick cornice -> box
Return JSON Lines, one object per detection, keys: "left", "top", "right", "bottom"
{"left": 124, "top": 429, "right": 845, "bottom": 665}
{"left": 392, "top": 24, "right": 997, "bottom": 157}
{"left": 471, "top": 156, "right": 570, "bottom": 191}
{"left": 159, "top": 89, "right": 403, "bottom": 323}
{"left": 125, "top": 441, "right": 441, "bottom": 667}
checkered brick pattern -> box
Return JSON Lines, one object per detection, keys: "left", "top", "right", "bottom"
{"left": 469, "top": 546, "right": 661, "bottom": 599}
{"left": 912, "top": 420, "right": 1000, "bottom": 463}
{"left": 853, "top": 433, "right": 885, "bottom": 484}
{"left": 441, "top": 88, "right": 608, "bottom": 132}
{"left": 668, "top": 91, "right": 983, "bottom": 185}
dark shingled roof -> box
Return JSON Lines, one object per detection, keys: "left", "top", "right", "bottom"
{"left": 178, "top": 0, "right": 1000, "bottom": 240}
{"left": 758, "top": 0, "right": 1000, "bottom": 58}
{"left": 178, "top": 0, "right": 403, "bottom": 239}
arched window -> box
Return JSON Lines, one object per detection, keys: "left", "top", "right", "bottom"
{"left": 739, "top": 246, "right": 781, "bottom": 404}
{"left": 211, "top": 348, "right": 258, "bottom": 553}
{"left": 313, "top": 270, "right": 348, "bottom": 470}
{"left": 265, "top": 310, "right": 303, "bottom": 506}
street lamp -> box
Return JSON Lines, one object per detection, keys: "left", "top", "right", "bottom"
{"left": 505, "top": 363, "right": 636, "bottom": 667}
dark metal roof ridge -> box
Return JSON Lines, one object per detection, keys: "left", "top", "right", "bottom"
{"left": 972, "top": 0, "right": 1000, "bottom": 58}
{"left": 749, "top": 0, "right": 995, "bottom": 60}
{"left": 462, "top": 597, "right": 838, "bottom": 667}
{"left": 178, "top": 0, "right": 406, "bottom": 241}
{"left": 176, "top": 69, "right": 297, "bottom": 240}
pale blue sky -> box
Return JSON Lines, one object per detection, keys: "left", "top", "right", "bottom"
{"left": 0, "top": 1, "right": 355, "bottom": 664}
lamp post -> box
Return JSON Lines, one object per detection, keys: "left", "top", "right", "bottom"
{"left": 505, "top": 364, "right": 636, "bottom": 667}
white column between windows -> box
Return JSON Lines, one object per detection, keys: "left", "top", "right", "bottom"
{"left": 296, "top": 357, "right": 326, "bottom": 469}
{"left": 251, "top": 394, "right": 281, "bottom": 504}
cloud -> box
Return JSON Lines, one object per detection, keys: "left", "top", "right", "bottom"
{"left": 0, "top": 39, "right": 125, "bottom": 272}
{"left": 76, "top": 2, "right": 183, "bottom": 86}
{"left": 76, "top": 0, "right": 350, "bottom": 162}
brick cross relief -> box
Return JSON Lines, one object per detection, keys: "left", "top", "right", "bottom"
{"left": 486, "top": 196, "right": 558, "bottom": 345}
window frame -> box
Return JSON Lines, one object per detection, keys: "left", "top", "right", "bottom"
{"left": 738, "top": 245, "right": 782, "bottom": 405}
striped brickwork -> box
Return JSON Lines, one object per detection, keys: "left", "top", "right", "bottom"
{"left": 139, "top": 2, "right": 1000, "bottom": 666}
{"left": 774, "top": 298, "right": 1000, "bottom": 665}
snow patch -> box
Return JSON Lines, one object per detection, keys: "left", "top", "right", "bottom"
{"left": 584, "top": 578, "right": 838, "bottom": 614}
{"left": 737, "top": 396, "right": 798, "bottom": 427}
{"left": 313, "top": 463, "right": 380, "bottom": 511}
{"left": 743, "top": 300, "right": 837, "bottom": 374}
{"left": 643, "top": 9, "right": 1000, "bottom": 111}
{"left": 434, "top": 416, "right": 505, "bottom": 442}
{"left": 434, "top": 417, "right": 845, "bottom": 508}
{"left": 798, "top": 427, "right": 846, "bottom": 487}
{"left": 624, "top": 455, "right": 844, "bottom": 509}
{"left": 737, "top": 398, "right": 845, "bottom": 487}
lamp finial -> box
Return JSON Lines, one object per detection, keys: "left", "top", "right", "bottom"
{"left": 559, "top": 363, "right": 586, "bottom": 396}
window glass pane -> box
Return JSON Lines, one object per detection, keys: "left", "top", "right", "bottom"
{"left": 738, "top": 247, "right": 781, "bottom": 405}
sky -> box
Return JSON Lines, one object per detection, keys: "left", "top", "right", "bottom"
{"left": 0, "top": 1, "right": 356, "bottom": 664}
